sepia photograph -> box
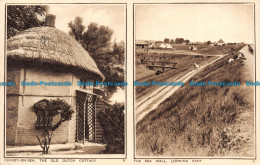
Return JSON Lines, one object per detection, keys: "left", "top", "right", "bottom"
{"left": 134, "top": 4, "right": 255, "bottom": 157}
{"left": 5, "top": 4, "right": 126, "bottom": 157}
{"left": 1, "top": 0, "right": 260, "bottom": 164}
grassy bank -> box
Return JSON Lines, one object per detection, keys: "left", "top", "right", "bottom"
{"left": 135, "top": 55, "right": 217, "bottom": 100}
{"left": 136, "top": 47, "right": 254, "bottom": 157}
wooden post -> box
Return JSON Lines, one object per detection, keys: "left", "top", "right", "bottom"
{"left": 83, "top": 101, "right": 86, "bottom": 145}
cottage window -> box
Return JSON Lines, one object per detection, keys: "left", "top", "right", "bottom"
{"left": 35, "top": 111, "right": 53, "bottom": 129}
{"left": 80, "top": 78, "right": 84, "bottom": 89}
{"left": 89, "top": 80, "right": 94, "bottom": 90}
{"left": 83, "top": 79, "right": 86, "bottom": 89}
{"left": 33, "top": 99, "right": 53, "bottom": 130}
{"left": 80, "top": 78, "right": 94, "bottom": 90}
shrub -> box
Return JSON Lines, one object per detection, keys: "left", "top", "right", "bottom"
{"left": 98, "top": 103, "right": 125, "bottom": 154}
{"left": 33, "top": 99, "right": 74, "bottom": 154}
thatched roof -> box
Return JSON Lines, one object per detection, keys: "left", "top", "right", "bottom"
{"left": 218, "top": 39, "right": 225, "bottom": 43}
{"left": 7, "top": 26, "right": 104, "bottom": 81}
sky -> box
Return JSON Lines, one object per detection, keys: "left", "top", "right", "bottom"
{"left": 48, "top": 4, "right": 126, "bottom": 104}
{"left": 109, "top": 88, "right": 125, "bottom": 104}
{"left": 135, "top": 4, "right": 254, "bottom": 44}
{"left": 48, "top": 4, "right": 126, "bottom": 42}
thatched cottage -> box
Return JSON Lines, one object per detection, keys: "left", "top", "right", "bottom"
{"left": 217, "top": 39, "right": 225, "bottom": 46}
{"left": 6, "top": 15, "right": 110, "bottom": 145}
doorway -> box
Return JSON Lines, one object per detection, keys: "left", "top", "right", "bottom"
{"left": 76, "top": 90, "right": 96, "bottom": 143}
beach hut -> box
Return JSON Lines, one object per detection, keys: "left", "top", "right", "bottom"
{"left": 6, "top": 15, "right": 110, "bottom": 145}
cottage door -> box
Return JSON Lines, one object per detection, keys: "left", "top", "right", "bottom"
{"left": 76, "top": 91, "right": 96, "bottom": 143}
{"left": 85, "top": 94, "right": 96, "bottom": 142}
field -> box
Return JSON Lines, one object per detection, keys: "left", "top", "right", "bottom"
{"left": 136, "top": 44, "right": 244, "bottom": 56}
{"left": 135, "top": 44, "right": 244, "bottom": 102}
{"left": 171, "top": 44, "right": 243, "bottom": 55}
{"left": 135, "top": 55, "right": 217, "bottom": 101}
{"left": 136, "top": 45, "right": 254, "bottom": 157}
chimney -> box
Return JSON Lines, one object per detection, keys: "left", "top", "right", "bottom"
{"left": 45, "top": 14, "right": 56, "bottom": 27}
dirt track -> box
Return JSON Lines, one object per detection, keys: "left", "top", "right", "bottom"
{"left": 136, "top": 54, "right": 225, "bottom": 123}
{"left": 231, "top": 45, "right": 255, "bottom": 156}
{"left": 240, "top": 45, "right": 254, "bottom": 81}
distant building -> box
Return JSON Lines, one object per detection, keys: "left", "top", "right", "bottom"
{"left": 191, "top": 42, "right": 198, "bottom": 45}
{"left": 165, "top": 44, "right": 173, "bottom": 49}
{"left": 155, "top": 41, "right": 164, "bottom": 43}
{"left": 158, "top": 43, "right": 173, "bottom": 50}
{"left": 227, "top": 43, "right": 237, "bottom": 46}
{"left": 159, "top": 43, "right": 167, "bottom": 49}
{"left": 189, "top": 46, "right": 197, "bottom": 50}
{"left": 148, "top": 43, "right": 155, "bottom": 49}
{"left": 217, "top": 39, "right": 225, "bottom": 46}
{"left": 136, "top": 40, "right": 149, "bottom": 49}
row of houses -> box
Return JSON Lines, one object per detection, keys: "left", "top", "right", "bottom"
{"left": 136, "top": 39, "right": 227, "bottom": 49}
{"left": 136, "top": 41, "right": 173, "bottom": 50}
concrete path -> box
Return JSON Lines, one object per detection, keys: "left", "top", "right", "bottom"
{"left": 136, "top": 54, "right": 225, "bottom": 123}
{"left": 6, "top": 143, "right": 77, "bottom": 153}
{"left": 6, "top": 142, "right": 106, "bottom": 156}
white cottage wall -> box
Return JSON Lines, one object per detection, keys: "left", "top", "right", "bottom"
{"left": 7, "top": 65, "right": 95, "bottom": 145}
